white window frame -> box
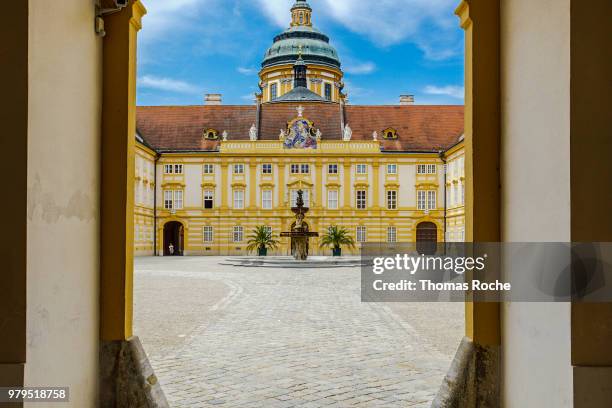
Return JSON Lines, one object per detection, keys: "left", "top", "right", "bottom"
{"left": 164, "top": 190, "right": 173, "bottom": 209}
{"left": 328, "top": 164, "right": 338, "bottom": 174}
{"left": 387, "top": 227, "right": 397, "bottom": 243}
{"left": 417, "top": 190, "right": 427, "bottom": 210}
{"left": 290, "top": 164, "right": 300, "bottom": 174}
{"left": 233, "top": 164, "right": 245, "bottom": 174}
{"left": 203, "top": 190, "right": 214, "bottom": 209}
{"left": 203, "top": 226, "right": 214, "bottom": 243}
{"left": 356, "top": 226, "right": 367, "bottom": 243}
{"left": 262, "top": 190, "right": 273, "bottom": 209}
{"left": 233, "top": 190, "right": 245, "bottom": 209}
{"left": 356, "top": 190, "right": 367, "bottom": 209}
{"left": 387, "top": 164, "right": 398, "bottom": 175}
{"left": 327, "top": 190, "right": 338, "bottom": 209}
{"left": 356, "top": 164, "right": 368, "bottom": 175}
{"left": 300, "top": 164, "right": 310, "bottom": 174}
{"left": 203, "top": 164, "right": 215, "bottom": 174}
{"left": 262, "top": 164, "right": 273, "bottom": 175}
{"left": 427, "top": 164, "right": 437, "bottom": 174}
{"left": 164, "top": 164, "right": 174, "bottom": 174}
{"left": 270, "top": 82, "right": 278, "bottom": 100}
{"left": 427, "top": 190, "right": 437, "bottom": 210}
{"left": 233, "top": 226, "right": 244, "bottom": 242}
{"left": 174, "top": 190, "right": 183, "bottom": 210}
{"left": 387, "top": 190, "right": 398, "bottom": 210}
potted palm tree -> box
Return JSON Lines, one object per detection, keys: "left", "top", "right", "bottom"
{"left": 319, "top": 226, "right": 355, "bottom": 257}
{"left": 246, "top": 226, "right": 280, "bottom": 256}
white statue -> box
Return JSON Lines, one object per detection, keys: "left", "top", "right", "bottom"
{"left": 372, "top": 131, "right": 378, "bottom": 141}
{"left": 279, "top": 129, "right": 286, "bottom": 141}
{"left": 316, "top": 129, "right": 322, "bottom": 141}
{"left": 296, "top": 105, "right": 304, "bottom": 117}
{"left": 249, "top": 124, "right": 258, "bottom": 141}
{"left": 222, "top": 130, "right": 228, "bottom": 141}
{"left": 343, "top": 124, "right": 352, "bottom": 141}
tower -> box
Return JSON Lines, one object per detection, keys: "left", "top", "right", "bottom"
{"left": 291, "top": 0, "right": 312, "bottom": 27}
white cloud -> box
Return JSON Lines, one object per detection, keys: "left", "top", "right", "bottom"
{"left": 254, "top": 0, "right": 461, "bottom": 60}
{"left": 237, "top": 67, "right": 258, "bottom": 75}
{"left": 344, "top": 61, "right": 376, "bottom": 75}
{"left": 139, "top": 75, "right": 200, "bottom": 94}
{"left": 424, "top": 85, "right": 464, "bottom": 99}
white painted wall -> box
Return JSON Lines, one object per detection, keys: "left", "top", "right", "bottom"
{"left": 25, "top": 0, "right": 101, "bottom": 406}
{"left": 500, "top": 0, "right": 572, "bottom": 406}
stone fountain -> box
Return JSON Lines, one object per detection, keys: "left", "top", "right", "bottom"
{"left": 280, "top": 190, "right": 319, "bottom": 260}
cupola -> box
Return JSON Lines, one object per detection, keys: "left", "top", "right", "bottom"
{"left": 291, "top": 0, "right": 312, "bottom": 27}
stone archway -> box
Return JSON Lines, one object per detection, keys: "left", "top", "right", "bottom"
{"left": 163, "top": 221, "right": 184, "bottom": 256}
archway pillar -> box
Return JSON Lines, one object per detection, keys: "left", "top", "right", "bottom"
{"left": 99, "top": 1, "right": 168, "bottom": 406}
{"left": 433, "top": 1, "right": 501, "bottom": 406}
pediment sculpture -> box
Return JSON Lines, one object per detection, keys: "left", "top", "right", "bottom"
{"left": 282, "top": 116, "right": 319, "bottom": 149}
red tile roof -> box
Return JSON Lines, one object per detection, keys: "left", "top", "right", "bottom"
{"left": 136, "top": 103, "right": 463, "bottom": 152}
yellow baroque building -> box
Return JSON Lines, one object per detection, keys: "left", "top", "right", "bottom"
{"left": 133, "top": 0, "right": 465, "bottom": 257}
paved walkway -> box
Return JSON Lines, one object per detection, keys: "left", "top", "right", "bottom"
{"left": 134, "top": 257, "right": 463, "bottom": 408}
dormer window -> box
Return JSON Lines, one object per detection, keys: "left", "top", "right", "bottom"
{"left": 383, "top": 128, "right": 398, "bottom": 139}
{"left": 204, "top": 129, "right": 219, "bottom": 140}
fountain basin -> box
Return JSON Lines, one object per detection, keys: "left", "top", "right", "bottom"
{"left": 220, "top": 256, "right": 366, "bottom": 269}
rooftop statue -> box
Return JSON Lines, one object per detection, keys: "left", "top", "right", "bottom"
{"left": 343, "top": 124, "right": 352, "bottom": 141}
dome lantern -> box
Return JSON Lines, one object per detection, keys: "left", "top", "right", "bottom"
{"left": 291, "top": 0, "right": 312, "bottom": 27}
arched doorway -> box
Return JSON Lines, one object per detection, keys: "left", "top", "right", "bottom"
{"left": 416, "top": 222, "right": 438, "bottom": 255}
{"left": 163, "top": 221, "right": 184, "bottom": 256}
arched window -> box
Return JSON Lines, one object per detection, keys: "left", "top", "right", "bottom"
{"left": 383, "top": 128, "right": 398, "bottom": 139}
{"left": 204, "top": 129, "right": 218, "bottom": 139}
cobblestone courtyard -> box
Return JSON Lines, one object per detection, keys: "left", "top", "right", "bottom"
{"left": 134, "top": 257, "right": 464, "bottom": 407}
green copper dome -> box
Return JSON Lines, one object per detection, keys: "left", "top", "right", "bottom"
{"left": 262, "top": 10, "right": 341, "bottom": 69}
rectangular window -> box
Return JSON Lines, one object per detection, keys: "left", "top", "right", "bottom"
{"left": 417, "top": 164, "right": 436, "bottom": 175}
{"left": 164, "top": 190, "right": 173, "bottom": 209}
{"left": 417, "top": 190, "right": 427, "bottom": 210}
{"left": 204, "top": 190, "right": 214, "bottom": 209}
{"left": 233, "top": 190, "right": 244, "bottom": 209}
{"left": 233, "top": 226, "right": 244, "bottom": 242}
{"left": 356, "top": 226, "right": 367, "bottom": 243}
{"left": 387, "top": 164, "right": 397, "bottom": 174}
{"left": 262, "top": 164, "right": 272, "bottom": 174}
{"left": 327, "top": 190, "right": 338, "bottom": 209}
{"left": 174, "top": 190, "right": 183, "bottom": 210}
{"left": 174, "top": 164, "right": 184, "bottom": 174}
{"left": 291, "top": 190, "right": 310, "bottom": 207}
{"left": 328, "top": 164, "right": 338, "bottom": 174}
{"left": 203, "top": 226, "right": 214, "bottom": 243}
{"left": 301, "top": 164, "right": 310, "bottom": 174}
{"left": 387, "top": 227, "right": 397, "bottom": 243}
{"left": 460, "top": 184, "right": 465, "bottom": 205}
{"left": 233, "top": 164, "right": 245, "bottom": 174}
{"left": 164, "top": 164, "right": 174, "bottom": 174}
{"left": 270, "top": 83, "right": 278, "bottom": 100}
{"left": 291, "top": 164, "right": 300, "bottom": 174}
{"left": 387, "top": 190, "right": 397, "bottom": 210}
{"left": 324, "top": 83, "right": 332, "bottom": 101}
{"left": 203, "top": 164, "right": 215, "bottom": 174}
{"left": 262, "top": 190, "right": 273, "bottom": 209}
{"left": 356, "top": 190, "right": 367, "bottom": 209}
{"left": 356, "top": 164, "right": 368, "bottom": 174}
{"left": 427, "top": 190, "right": 437, "bottom": 210}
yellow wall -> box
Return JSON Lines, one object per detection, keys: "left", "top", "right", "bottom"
{"left": 136, "top": 140, "right": 464, "bottom": 256}
{"left": 259, "top": 64, "right": 344, "bottom": 103}
{"left": 134, "top": 143, "right": 156, "bottom": 255}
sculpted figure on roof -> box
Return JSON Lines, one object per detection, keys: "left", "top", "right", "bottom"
{"left": 343, "top": 124, "right": 352, "bottom": 141}
{"left": 249, "top": 124, "right": 258, "bottom": 141}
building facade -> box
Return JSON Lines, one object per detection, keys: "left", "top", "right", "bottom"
{"left": 134, "top": 0, "right": 465, "bottom": 256}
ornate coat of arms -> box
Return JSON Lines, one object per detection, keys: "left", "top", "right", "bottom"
{"left": 281, "top": 106, "right": 320, "bottom": 149}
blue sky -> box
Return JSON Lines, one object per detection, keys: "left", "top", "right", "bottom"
{"left": 137, "top": 0, "right": 464, "bottom": 106}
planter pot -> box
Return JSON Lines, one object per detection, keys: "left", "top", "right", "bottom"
{"left": 332, "top": 247, "right": 342, "bottom": 257}
{"left": 258, "top": 248, "right": 268, "bottom": 257}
